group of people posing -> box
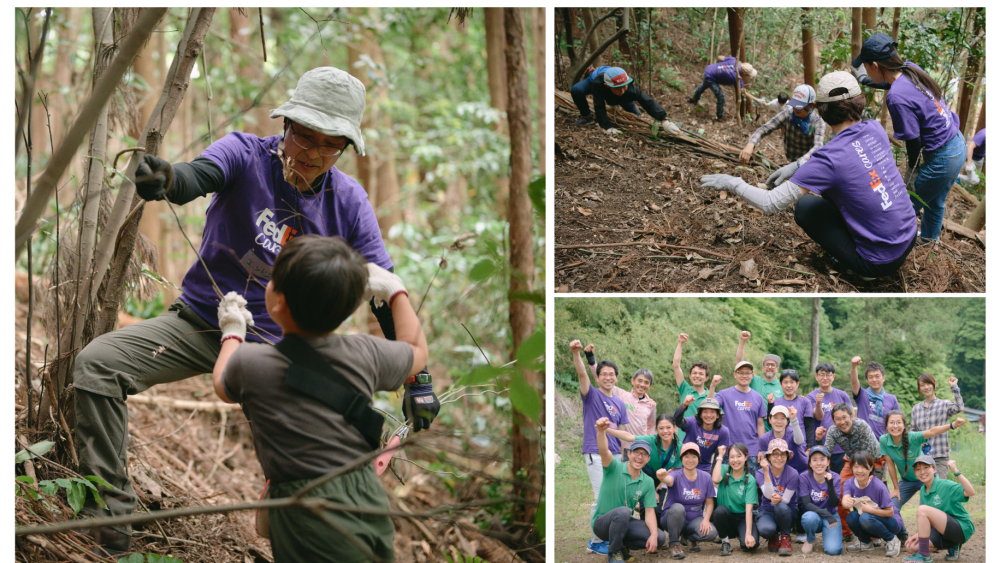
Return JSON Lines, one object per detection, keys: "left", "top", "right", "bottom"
{"left": 570, "top": 34, "right": 983, "bottom": 281}
{"left": 569, "top": 330, "right": 974, "bottom": 562}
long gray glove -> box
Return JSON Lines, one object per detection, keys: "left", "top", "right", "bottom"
{"left": 700, "top": 174, "right": 745, "bottom": 193}
{"left": 702, "top": 174, "right": 806, "bottom": 214}
{"left": 766, "top": 161, "right": 800, "bottom": 188}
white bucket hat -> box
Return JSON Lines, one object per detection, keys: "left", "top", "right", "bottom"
{"left": 270, "top": 67, "right": 367, "bottom": 156}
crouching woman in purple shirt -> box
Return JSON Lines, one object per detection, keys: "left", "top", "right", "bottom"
{"left": 701, "top": 71, "right": 917, "bottom": 280}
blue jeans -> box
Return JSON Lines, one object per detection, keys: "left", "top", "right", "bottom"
{"left": 911, "top": 132, "right": 966, "bottom": 239}
{"left": 570, "top": 75, "right": 639, "bottom": 119}
{"left": 846, "top": 511, "right": 900, "bottom": 543}
{"left": 758, "top": 503, "right": 799, "bottom": 539}
{"left": 892, "top": 479, "right": 924, "bottom": 535}
{"left": 801, "top": 511, "right": 843, "bottom": 555}
{"left": 691, "top": 79, "right": 725, "bottom": 118}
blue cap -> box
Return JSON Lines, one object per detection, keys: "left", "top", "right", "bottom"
{"left": 808, "top": 445, "right": 831, "bottom": 459}
{"left": 629, "top": 440, "right": 652, "bottom": 455}
{"left": 603, "top": 67, "right": 633, "bottom": 88}
{"left": 852, "top": 33, "right": 898, "bottom": 68}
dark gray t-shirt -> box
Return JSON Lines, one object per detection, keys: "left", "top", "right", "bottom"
{"left": 222, "top": 333, "right": 413, "bottom": 482}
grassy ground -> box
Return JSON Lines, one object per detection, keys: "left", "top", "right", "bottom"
{"left": 554, "top": 389, "right": 986, "bottom": 562}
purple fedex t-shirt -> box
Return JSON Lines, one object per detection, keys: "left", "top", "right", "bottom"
{"left": 806, "top": 387, "right": 852, "bottom": 455}
{"left": 717, "top": 387, "right": 767, "bottom": 456}
{"left": 886, "top": 63, "right": 960, "bottom": 152}
{"left": 664, "top": 469, "right": 717, "bottom": 522}
{"left": 972, "top": 128, "right": 986, "bottom": 160}
{"left": 705, "top": 57, "right": 743, "bottom": 88}
{"left": 853, "top": 388, "right": 899, "bottom": 440}
{"left": 798, "top": 471, "right": 842, "bottom": 513}
{"left": 180, "top": 132, "right": 391, "bottom": 343}
{"left": 681, "top": 417, "right": 730, "bottom": 472}
{"left": 581, "top": 387, "right": 628, "bottom": 454}
{"left": 843, "top": 475, "right": 904, "bottom": 530}
{"left": 755, "top": 466, "right": 799, "bottom": 512}
{"left": 790, "top": 120, "right": 917, "bottom": 264}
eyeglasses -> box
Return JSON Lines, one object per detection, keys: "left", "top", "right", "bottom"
{"left": 287, "top": 122, "right": 348, "bottom": 157}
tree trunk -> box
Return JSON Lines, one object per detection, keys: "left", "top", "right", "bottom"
{"left": 485, "top": 8, "right": 510, "bottom": 217}
{"left": 810, "top": 297, "right": 821, "bottom": 373}
{"left": 229, "top": 8, "right": 270, "bottom": 137}
{"left": 709, "top": 7, "right": 718, "bottom": 62}
{"left": 727, "top": 8, "right": 746, "bottom": 120}
{"left": 801, "top": 8, "right": 816, "bottom": 90}
{"left": 891, "top": 8, "right": 901, "bottom": 40}
{"left": 49, "top": 8, "right": 83, "bottom": 148}
{"left": 562, "top": 8, "right": 577, "bottom": 65}
{"left": 851, "top": 9, "right": 863, "bottom": 62}
{"left": 346, "top": 9, "right": 373, "bottom": 203}
{"left": 504, "top": 6, "right": 540, "bottom": 533}
{"left": 616, "top": 8, "right": 633, "bottom": 63}
{"left": 532, "top": 7, "right": 546, "bottom": 175}
{"left": 862, "top": 8, "right": 877, "bottom": 34}
{"left": 964, "top": 195, "right": 985, "bottom": 231}
{"left": 957, "top": 8, "right": 984, "bottom": 137}
{"left": 580, "top": 8, "right": 601, "bottom": 66}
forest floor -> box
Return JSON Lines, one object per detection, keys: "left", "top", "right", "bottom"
{"left": 553, "top": 17, "right": 985, "bottom": 294}
{"left": 552, "top": 390, "right": 986, "bottom": 563}
{"left": 14, "top": 289, "right": 538, "bottom": 563}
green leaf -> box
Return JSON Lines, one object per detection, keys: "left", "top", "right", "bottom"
{"left": 66, "top": 482, "right": 86, "bottom": 514}
{"left": 85, "top": 475, "right": 111, "bottom": 489}
{"left": 147, "top": 554, "right": 163, "bottom": 563}
{"left": 535, "top": 498, "right": 546, "bottom": 542}
{"left": 39, "top": 480, "right": 57, "bottom": 495}
{"left": 457, "top": 364, "right": 506, "bottom": 386}
{"left": 908, "top": 189, "right": 929, "bottom": 208}
{"left": 118, "top": 554, "right": 146, "bottom": 563}
{"left": 528, "top": 176, "right": 545, "bottom": 217}
{"left": 651, "top": 121, "right": 660, "bottom": 137}
{"left": 15, "top": 475, "right": 34, "bottom": 484}
{"left": 74, "top": 478, "right": 106, "bottom": 508}
{"left": 468, "top": 259, "right": 496, "bottom": 282}
{"left": 54, "top": 478, "right": 72, "bottom": 489}
{"left": 508, "top": 371, "right": 541, "bottom": 422}
{"left": 15, "top": 440, "right": 55, "bottom": 464}
{"left": 515, "top": 329, "right": 545, "bottom": 366}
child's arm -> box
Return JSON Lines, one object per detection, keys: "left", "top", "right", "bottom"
{"left": 388, "top": 293, "right": 428, "bottom": 377}
{"left": 213, "top": 339, "right": 241, "bottom": 404}
{"left": 213, "top": 292, "right": 253, "bottom": 404}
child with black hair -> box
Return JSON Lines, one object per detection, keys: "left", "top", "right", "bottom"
{"left": 211, "top": 235, "right": 430, "bottom": 563}
{"left": 807, "top": 362, "right": 852, "bottom": 474}
{"left": 711, "top": 443, "right": 759, "bottom": 555}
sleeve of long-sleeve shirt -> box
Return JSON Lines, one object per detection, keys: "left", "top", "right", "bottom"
{"left": 823, "top": 428, "right": 837, "bottom": 453}
{"left": 593, "top": 89, "right": 612, "bottom": 130}
{"left": 794, "top": 118, "right": 827, "bottom": 167}
{"left": 673, "top": 403, "right": 688, "bottom": 432}
{"left": 634, "top": 89, "right": 667, "bottom": 122}
{"left": 748, "top": 110, "right": 788, "bottom": 145}
{"left": 948, "top": 385, "right": 964, "bottom": 416}
{"left": 790, "top": 415, "right": 804, "bottom": 445}
{"left": 804, "top": 417, "right": 815, "bottom": 449}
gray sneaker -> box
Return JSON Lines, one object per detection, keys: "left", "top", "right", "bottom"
{"left": 873, "top": 538, "right": 884, "bottom": 547}
{"left": 846, "top": 538, "right": 874, "bottom": 552}
{"left": 945, "top": 545, "right": 961, "bottom": 561}
{"left": 885, "top": 536, "right": 901, "bottom": 557}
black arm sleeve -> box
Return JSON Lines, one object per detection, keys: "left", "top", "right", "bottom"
{"left": 634, "top": 88, "right": 668, "bottom": 122}
{"left": 906, "top": 138, "right": 923, "bottom": 169}
{"left": 765, "top": 401, "right": 774, "bottom": 420}
{"left": 593, "top": 88, "right": 612, "bottom": 130}
{"left": 168, "top": 157, "right": 225, "bottom": 205}
{"left": 799, "top": 496, "right": 837, "bottom": 525}
{"left": 370, "top": 265, "right": 398, "bottom": 341}
{"left": 858, "top": 75, "right": 890, "bottom": 91}
{"left": 826, "top": 478, "right": 840, "bottom": 512}
{"left": 673, "top": 404, "right": 688, "bottom": 432}
{"left": 805, "top": 417, "right": 815, "bottom": 449}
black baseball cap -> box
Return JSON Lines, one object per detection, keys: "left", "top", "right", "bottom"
{"left": 853, "top": 33, "right": 898, "bottom": 68}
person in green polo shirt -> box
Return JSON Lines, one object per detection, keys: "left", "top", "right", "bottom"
{"left": 903, "top": 455, "right": 975, "bottom": 562}
{"left": 882, "top": 411, "right": 966, "bottom": 542}
{"left": 592, "top": 417, "right": 666, "bottom": 563}
{"left": 629, "top": 414, "right": 683, "bottom": 523}
{"left": 711, "top": 443, "right": 759, "bottom": 555}
{"left": 673, "top": 333, "right": 720, "bottom": 417}
{"left": 733, "top": 331, "right": 782, "bottom": 431}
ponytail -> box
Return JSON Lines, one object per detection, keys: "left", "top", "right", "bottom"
{"left": 874, "top": 54, "right": 943, "bottom": 101}
{"left": 885, "top": 410, "right": 911, "bottom": 477}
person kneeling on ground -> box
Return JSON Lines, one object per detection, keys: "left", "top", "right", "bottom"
{"left": 842, "top": 452, "right": 903, "bottom": 557}
{"left": 739, "top": 85, "right": 827, "bottom": 171}
{"left": 711, "top": 443, "right": 759, "bottom": 555}
{"left": 689, "top": 56, "right": 757, "bottom": 120}
{"left": 756, "top": 439, "right": 800, "bottom": 556}
{"left": 701, "top": 71, "right": 917, "bottom": 280}
{"left": 591, "top": 417, "right": 666, "bottom": 563}
{"left": 658, "top": 442, "right": 719, "bottom": 559}
{"left": 571, "top": 66, "right": 680, "bottom": 136}
{"left": 211, "top": 235, "right": 431, "bottom": 563}
{"left": 798, "top": 446, "right": 843, "bottom": 555}
{"left": 903, "top": 456, "right": 975, "bottom": 562}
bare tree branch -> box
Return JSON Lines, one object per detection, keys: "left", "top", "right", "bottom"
{"left": 569, "top": 9, "right": 629, "bottom": 84}
{"left": 14, "top": 8, "right": 52, "bottom": 158}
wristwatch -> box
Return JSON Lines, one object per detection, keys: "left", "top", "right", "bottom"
{"left": 404, "top": 372, "right": 432, "bottom": 385}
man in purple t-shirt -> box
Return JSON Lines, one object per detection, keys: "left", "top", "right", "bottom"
{"left": 849, "top": 357, "right": 900, "bottom": 441}
{"left": 689, "top": 56, "right": 757, "bottom": 120}
{"left": 71, "top": 67, "right": 439, "bottom": 555}
{"left": 715, "top": 361, "right": 767, "bottom": 476}
{"left": 807, "top": 362, "right": 852, "bottom": 474}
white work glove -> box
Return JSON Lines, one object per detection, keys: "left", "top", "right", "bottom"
{"left": 365, "top": 263, "right": 408, "bottom": 308}
{"left": 218, "top": 291, "right": 253, "bottom": 342}
{"left": 604, "top": 128, "right": 622, "bottom": 135}
{"left": 660, "top": 120, "right": 681, "bottom": 136}
{"left": 700, "top": 174, "right": 745, "bottom": 193}
{"left": 766, "top": 161, "right": 800, "bottom": 188}
{"left": 959, "top": 168, "right": 980, "bottom": 186}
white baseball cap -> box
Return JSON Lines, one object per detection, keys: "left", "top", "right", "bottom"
{"left": 787, "top": 84, "right": 816, "bottom": 110}
{"left": 270, "top": 67, "right": 367, "bottom": 156}
{"left": 816, "top": 71, "right": 862, "bottom": 103}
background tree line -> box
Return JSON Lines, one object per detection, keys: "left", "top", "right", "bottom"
{"left": 555, "top": 297, "right": 985, "bottom": 413}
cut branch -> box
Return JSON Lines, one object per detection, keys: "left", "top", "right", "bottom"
{"left": 569, "top": 9, "right": 628, "bottom": 84}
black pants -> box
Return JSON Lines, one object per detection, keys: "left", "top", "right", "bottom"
{"left": 793, "top": 194, "right": 916, "bottom": 278}
{"left": 637, "top": 488, "right": 669, "bottom": 525}
{"left": 929, "top": 514, "right": 968, "bottom": 550}
{"left": 593, "top": 506, "right": 667, "bottom": 554}
{"left": 711, "top": 505, "right": 759, "bottom": 551}
{"left": 692, "top": 79, "right": 726, "bottom": 118}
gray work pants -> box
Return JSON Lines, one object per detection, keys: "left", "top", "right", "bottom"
{"left": 662, "top": 502, "right": 719, "bottom": 546}
{"left": 74, "top": 299, "right": 223, "bottom": 535}
{"left": 593, "top": 506, "right": 666, "bottom": 554}
{"left": 584, "top": 453, "right": 605, "bottom": 542}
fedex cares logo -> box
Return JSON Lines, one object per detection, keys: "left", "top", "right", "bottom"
{"left": 682, "top": 487, "right": 703, "bottom": 501}
{"left": 732, "top": 399, "right": 754, "bottom": 412}
{"left": 603, "top": 400, "right": 621, "bottom": 419}
{"left": 811, "top": 489, "right": 828, "bottom": 502}
{"left": 868, "top": 170, "right": 893, "bottom": 210}
{"left": 255, "top": 208, "right": 298, "bottom": 253}
{"left": 697, "top": 432, "right": 720, "bottom": 448}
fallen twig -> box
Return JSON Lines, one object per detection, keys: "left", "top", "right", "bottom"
{"left": 557, "top": 241, "right": 731, "bottom": 260}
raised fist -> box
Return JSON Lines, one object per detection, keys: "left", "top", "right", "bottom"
{"left": 788, "top": 406, "right": 798, "bottom": 419}
{"left": 952, "top": 419, "right": 966, "bottom": 429}
{"left": 569, "top": 340, "right": 583, "bottom": 352}
{"left": 683, "top": 395, "right": 695, "bottom": 407}
{"left": 947, "top": 460, "right": 958, "bottom": 474}
{"left": 948, "top": 377, "right": 958, "bottom": 386}
{"left": 851, "top": 356, "right": 863, "bottom": 367}
{"left": 711, "top": 375, "right": 723, "bottom": 387}
{"left": 740, "top": 331, "right": 751, "bottom": 342}
{"left": 759, "top": 455, "right": 769, "bottom": 470}
{"left": 678, "top": 333, "right": 688, "bottom": 344}
{"left": 717, "top": 445, "right": 727, "bottom": 456}
{"left": 595, "top": 417, "right": 611, "bottom": 432}
{"left": 767, "top": 393, "right": 775, "bottom": 404}
{"left": 825, "top": 471, "right": 833, "bottom": 481}
{"left": 816, "top": 426, "right": 827, "bottom": 441}
{"left": 815, "top": 392, "right": 825, "bottom": 404}
{"left": 584, "top": 343, "right": 595, "bottom": 354}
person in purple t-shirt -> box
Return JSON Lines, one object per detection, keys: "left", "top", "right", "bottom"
{"left": 688, "top": 56, "right": 757, "bottom": 120}
{"left": 701, "top": 71, "right": 917, "bottom": 280}
{"left": 849, "top": 357, "right": 900, "bottom": 446}
{"left": 673, "top": 396, "right": 730, "bottom": 472}
{"left": 756, "top": 439, "right": 800, "bottom": 555}
{"left": 959, "top": 128, "right": 985, "bottom": 186}
{"left": 807, "top": 362, "right": 852, "bottom": 475}
{"left": 716, "top": 361, "right": 767, "bottom": 477}
{"left": 798, "top": 446, "right": 843, "bottom": 555}
{"left": 759, "top": 405, "right": 808, "bottom": 474}
{"left": 69, "top": 67, "right": 439, "bottom": 555}
{"left": 842, "top": 452, "right": 903, "bottom": 555}
{"left": 856, "top": 33, "right": 966, "bottom": 244}
{"left": 770, "top": 369, "right": 815, "bottom": 450}
{"left": 570, "top": 340, "right": 630, "bottom": 554}
{"left": 657, "top": 443, "right": 719, "bottom": 558}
